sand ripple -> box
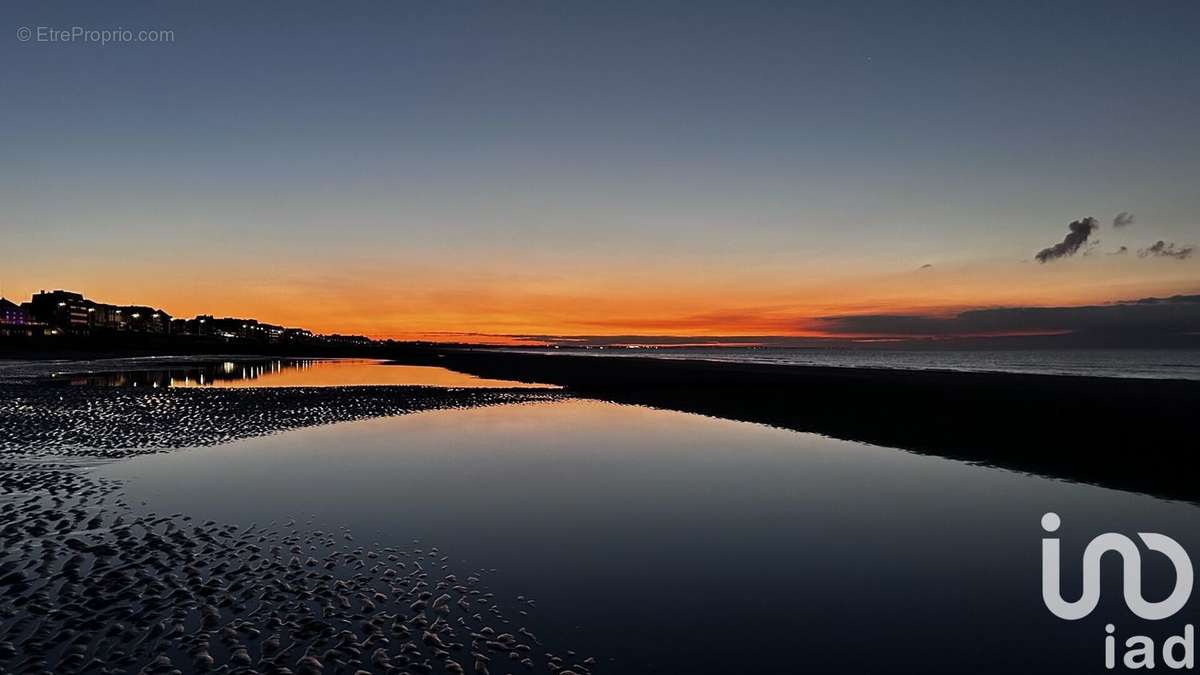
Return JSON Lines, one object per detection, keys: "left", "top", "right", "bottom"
{"left": 0, "top": 462, "right": 601, "bottom": 674}
{"left": 0, "top": 384, "right": 602, "bottom": 674}
{"left": 0, "top": 385, "right": 564, "bottom": 459}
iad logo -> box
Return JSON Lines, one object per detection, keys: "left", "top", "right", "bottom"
{"left": 1041, "top": 512, "right": 1193, "bottom": 621}
{"left": 1042, "top": 512, "right": 1198, "bottom": 669}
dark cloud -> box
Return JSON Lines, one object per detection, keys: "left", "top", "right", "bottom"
{"left": 1129, "top": 294, "right": 1200, "bottom": 305}
{"left": 818, "top": 294, "right": 1200, "bottom": 342}
{"left": 502, "top": 295, "right": 1200, "bottom": 349}
{"left": 919, "top": 263, "right": 933, "bottom": 269}
{"left": 1109, "top": 246, "right": 1129, "bottom": 255}
{"left": 1035, "top": 217, "right": 1099, "bottom": 263}
{"left": 1113, "top": 211, "right": 1135, "bottom": 228}
{"left": 1138, "top": 240, "right": 1194, "bottom": 260}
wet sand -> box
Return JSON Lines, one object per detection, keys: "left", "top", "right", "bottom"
{"left": 395, "top": 349, "right": 1200, "bottom": 502}
{"left": 0, "top": 460, "right": 596, "bottom": 674}
{"left": 0, "top": 384, "right": 562, "bottom": 458}
{"left": 0, "top": 378, "right": 594, "bottom": 675}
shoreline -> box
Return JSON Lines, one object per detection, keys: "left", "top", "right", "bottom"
{"left": 4, "top": 347, "right": 1198, "bottom": 502}
{"left": 1, "top": 349, "right": 1195, "bottom": 671}
{"left": 498, "top": 346, "right": 1200, "bottom": 382}
{"left": 394, "top": 348, "right": 1200, "bottom": 503}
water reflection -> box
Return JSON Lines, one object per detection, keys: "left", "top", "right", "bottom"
{"left": 97, "top": 399, "right": 1200, "bottom": 674}
{"left": 55, "top": 357, "right": 553, "bottom": 389}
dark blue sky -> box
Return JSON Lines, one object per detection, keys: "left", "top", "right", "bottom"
{"left": 3, "top": 1, "right": 1198, "bottom": 337}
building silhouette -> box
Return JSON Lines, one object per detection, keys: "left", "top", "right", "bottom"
{"left": 11, "top": 289, "right": 360, "bottom": 347}
{"left": 26, "top": 290, "right": 172, "bottom": 335}
{"left": 0, "top": 297, "right": 48, "bottom": 337}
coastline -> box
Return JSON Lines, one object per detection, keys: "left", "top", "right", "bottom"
{"left": 1, "top": 349, "right": 1196, "bottom": 672}
{"left": 5, "top": 346, "right": 1198, "bottom": 501}
{"left": 395, "top": 348, "right": 1200, "bottom": 503}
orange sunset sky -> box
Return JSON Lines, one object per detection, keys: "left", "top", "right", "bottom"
{"left": 4, "top": 3, "right": 1198, "bottom": 342}
{"left": 5, "top": 249, "right": 1197, "bottom": 341}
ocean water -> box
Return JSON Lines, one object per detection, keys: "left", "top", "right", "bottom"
{"left": 512, "top": 347, "right": 1200, "bottom": 380}
{"left": 99, "top": 399, "right": 1200, "bottom": 674}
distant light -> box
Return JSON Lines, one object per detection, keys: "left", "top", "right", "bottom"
{"left": 88, "top": 308, "right": 95, "bottom": 313}
{"left": 58, "top": 302, "right": 66, "bottom": 307}
{"left": 131, "top": 313, "right": 140, "bottom": 319}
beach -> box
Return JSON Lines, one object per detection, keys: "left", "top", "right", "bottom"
{"left": 397, "top": 348, "right": 1200, "bottom": 502}
{"left": 8, "top": 4, "right": 1198, "bottom": 671}
{"left": 3, "top": 352, "right": 1200, "bottom": 673}
{"left": 0, "top": 360, "right": 588, "bottom": 675}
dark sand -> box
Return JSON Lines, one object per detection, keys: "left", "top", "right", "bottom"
{"left": 0, "top": 380, "right": 593, "bottom": 675}
{"left": 396, "top": 349, "right": 1200, "bottom": 503}
{"left": 0, "top": 384, "right": 563, "bottom": 458}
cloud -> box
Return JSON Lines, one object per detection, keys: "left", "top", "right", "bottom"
{"left": 919, "top": 263, "right": 934, "bottom": 269}
{"left": 1035, "top": 217, "right": 1099, "bottom": 263}
{"left": 1109, "top": 246, "right": 1129, "bottom": 255}
{"left": 1113, "top": 211, "right": 1135, "bottom": 228}
{"left": 500, "top": 294, "right": 1200, "bottom": 348}
{"left": 1138, "top": 240, "right": 1194, "bottom": 260}
{"left": 818, "top": 294, "right": 1200, "bottom": 340}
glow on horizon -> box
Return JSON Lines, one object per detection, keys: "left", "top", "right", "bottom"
{"left": 6, "top": 252, "right": 1197, "bottom": 343}
{"left": 4, "top": 3, "right": 1198, "bottom": 342}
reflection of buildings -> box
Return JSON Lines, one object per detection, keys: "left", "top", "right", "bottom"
{"left": 64, "top": 359, "right": 309, "bottom": 387}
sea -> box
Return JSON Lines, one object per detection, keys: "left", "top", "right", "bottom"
{"left": 509, "top": 347, "right": 1200, "bottom": 380}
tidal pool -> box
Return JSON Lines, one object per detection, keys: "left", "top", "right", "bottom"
{"left": 96, "top": 399, "right": 1200, "bottom": 673}
{"left": 51, "top": 357, "right": 552, "bottom": 388}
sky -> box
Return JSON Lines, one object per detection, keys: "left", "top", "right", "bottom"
{"left": 3, "top": 1, "right": 1198, "bottom": 342}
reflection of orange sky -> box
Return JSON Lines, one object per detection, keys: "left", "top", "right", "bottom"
{"left": 10, "top": 255, "right": 1198, "bottom": 341}
{"left": 170, "top": 360, "right": 554, "bottom": 388}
